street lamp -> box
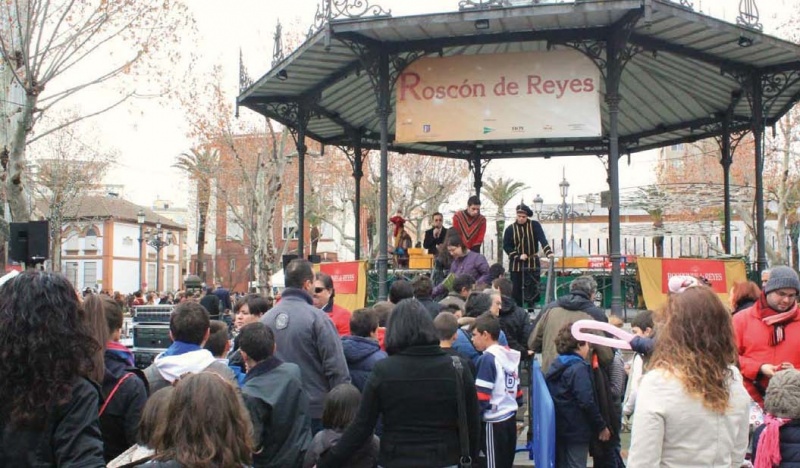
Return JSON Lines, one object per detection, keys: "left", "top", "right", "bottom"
{"left": 559, "top": 170, "right": 570, "bottom": 276}
{"left": 533, "top": 194, "right": 544, "bottom": 220}
{"left": 137, "top": 209, "right": 145, "bottom": 291}
{"left": 144, "top": 221, "right": 173, "bottom": 292}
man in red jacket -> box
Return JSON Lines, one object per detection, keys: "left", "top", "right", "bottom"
{"left": 452, "top": 195, "right": 486, "bottom": 253}
{"left": 733, "top": 265, "right": 800, "bottom": 406}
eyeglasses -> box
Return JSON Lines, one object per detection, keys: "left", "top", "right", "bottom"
{"left": 314, "top": 287, "right": 326, "bottom": 294}
{"left": 772, "top": 290, "right": 798, "bottom": 301}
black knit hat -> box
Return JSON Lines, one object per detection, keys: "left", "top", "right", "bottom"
{"left": 516, "top": 203, "right": 533, "bottom": 217}
{"left": 764, "top": 266, "right": 800, "bottom": 295}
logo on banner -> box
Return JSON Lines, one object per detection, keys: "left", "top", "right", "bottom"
{"left": 661, "top": 259, "right": 727, "bottom": 294}
{"left": 319, "top": 261, "right": 359, "bottom": 294}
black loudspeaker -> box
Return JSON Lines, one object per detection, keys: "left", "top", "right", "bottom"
{"left": 9, "top": 223, "right": 28, "bottom": 263}
{"left": 27, "top": 221, "right": 49, "bottom": 260}
{"left": 9, "top": 221, "right": 50, "bottom": 264}
{"left": 282, "top": 254, "right": 298, "bottom": 271}
{"left": 308, "top": 254, "right": 321, "bottom": 264}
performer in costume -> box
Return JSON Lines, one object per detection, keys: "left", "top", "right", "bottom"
{"left": 503, "top": 203, "right": 553, "bottom": 307}
{"left": 452, "top": 195, "right": 486, "bottom": 254}
{"left": 389, "top": 209, "right": 406, "bottom": 249}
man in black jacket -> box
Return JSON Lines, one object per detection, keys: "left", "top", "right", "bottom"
{"left": 422, "top": 212, "right": 448, "bottom": 255}
{"left": 503, "top": 203, "right": 553, "bottom": 308}
{"left": 493, "top": 277, "right": 533, "bottom": 354}
{"left": 240, "top": 322, "right": 312, "bottom": 467}
{"left": 412, "top": 275, "right": 442, "bottom": 320}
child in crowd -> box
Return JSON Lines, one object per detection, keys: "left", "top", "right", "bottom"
{"left": 546, "top": 323, "right": 610, "bottom": 468}
{"left": 107, "top": 387, "right": 174, "bottom": 468}
{"left": 341, "top": 308, "right": 387, "bottom": 393}
{"left": 434, "top": 311, "right": 477, "bottom": 377}
{"left": 752, "top": 369, "right": 800, "bottom": 467}
{"left": 204, "top": 320, "right": 245, "bottom": 386}
{"left": 472, "top": 314, "right": 522, "bottom": 468}
{"left": 623, "top": 310, "right": 654, "bottom": 420}
{"left": 303, "top": 384, "right": 379, "bottom": 468}
{"left": 371, "top": 301, "right": 394, "bottom": 351}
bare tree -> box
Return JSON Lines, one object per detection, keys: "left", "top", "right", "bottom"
{"left": 0, "top": 0, "right": 193, "bottom": 223}
{"left": 28, "top": 113, "right": 116, "bottom": 271}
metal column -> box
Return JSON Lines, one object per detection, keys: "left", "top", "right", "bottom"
{"left": 752, "top": 74, "right": 767, "bottom": 273}
{"left": 352, "top": 137, "right": 364, "bottom": 260}
{"left": 295, "top": 111, "right": 308, "bottom": 258}
{"left": 377, "top": 50, "right": 390, "bottom": 301}
{"left": 721, "top": 115, "right": 733, "bottom": 254}
{"left": 471, "top": 151, "right": 483, "bottom": 198}
{"left": 606, "top": 35, "right": 623, "bottom": 315}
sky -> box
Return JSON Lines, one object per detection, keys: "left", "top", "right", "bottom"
{"left": 78, "top": 0, "right": 793, "bottom": 214}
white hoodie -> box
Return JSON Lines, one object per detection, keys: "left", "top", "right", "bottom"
{"left": 475, "top": 343, "right": 522, "bottom": 422}
{"left": 153, "top": 349, "right": 217, "bottom": 383}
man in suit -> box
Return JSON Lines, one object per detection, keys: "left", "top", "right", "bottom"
{"left": 422, "top": 212, "right": 448, "bottom": 256}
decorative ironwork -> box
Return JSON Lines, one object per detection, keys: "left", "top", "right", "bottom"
{"left": 737, "top": 0, "right": 762, "bottom": 31}
{"left": 761, "top": 70, "right": 800, "bottom": 114}
{"left": 308, "top": 0, "right": 391, "bottom": 38}
{"left": 559, "top": 12, "right": 643, "bottom": 81}
{"left": 458, "top": 0, "right": 511, "bottom": 11}
{"left": 238, "top": 49, "right": 253, "bottom": 93}
{"left": 676, "top": 0, "right": 694, "bottom": 9}
{"left": 272, "top": 21, "right": 285, "bottom": 67}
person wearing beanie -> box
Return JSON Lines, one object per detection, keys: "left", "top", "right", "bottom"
{"left": 752, "top": 369, "right": 800, "bottom": 467}
{"left": 502, "top": 201, "right": 553, "bottom": 308}
{"left": 733, "top": 265, "right": 800, "bottom": 406}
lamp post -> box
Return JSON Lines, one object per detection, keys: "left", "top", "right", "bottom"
{"left": 533, "top": 194, "right": 543, "bottom": 220}
{"left": 137, "top": 210, "right": 145, "bottom": 291}
{"left": 145, "top": 221, "right": 173, "bottom": 292}
{"left": 559, "top": 171, "right": 570, "bottom": 276}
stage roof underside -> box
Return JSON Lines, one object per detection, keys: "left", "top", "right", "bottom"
{"left": 238, "top": 0, "right": 800, "bottom": 160}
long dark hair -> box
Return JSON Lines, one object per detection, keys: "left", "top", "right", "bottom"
{"left": 384, "top": 299, "right": 439, "bottom": 355}
{"left": 0, "top": 271, "right": 99, "bottom": 429}
{"left": 150, "top": 372, "right": 253, "bottom": 466}
{"left": 82, "top": 294, "right": 112, "bottom": 384}
{"left": 322, "top": 383, "right": 361, "bottom": 431}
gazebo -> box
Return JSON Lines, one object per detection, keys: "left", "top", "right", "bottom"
{"left": 238, "top": 0, "right": 800, "bottom": 312}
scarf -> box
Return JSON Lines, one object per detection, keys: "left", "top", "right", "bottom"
{"left": 758, "top": 294, "right": 798, "bottom": 346}
{"left": 106, "top": 340, "right": 135, "bottom": 367}
{"left": 754, "top": 413, "right": 790, "bottom": 468}
{"left": 161, "top": 340, "right": 203, "bottom": 357}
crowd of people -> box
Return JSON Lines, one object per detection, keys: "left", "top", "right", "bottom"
{"left": 4, "top": 194, "right": 800, "bottom": 467}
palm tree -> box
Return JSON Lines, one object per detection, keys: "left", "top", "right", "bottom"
{"left": 174, "top": 148, "right": 219, "bottom": 281}
{"left": 482, "top": 176, "right": 528, "bottom": 263}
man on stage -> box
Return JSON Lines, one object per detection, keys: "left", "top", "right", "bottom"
{"left": 423, "top": 212, "right": 448, "bottom": 256}
{"left": 452, "top": 195, "right": 486, "bottom": 254}
{"left": 503, "top": 203, "right": 553, "bottom": 308}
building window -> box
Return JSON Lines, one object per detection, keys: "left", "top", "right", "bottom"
{"left": 282, "top": 205, "right": 298, "bottom": 240}
{"left": 85, "top": 227, "right": 98, "bottom": 250}
{"left": 65, "top": 232, "right": 79, "bottom": 251}
{"left": 227, "top": 206, "right": 244, "bottom": 240}
{"left": 65, "top": 262, "right": 78, "bottom": 287}
{"left": 83, "top": 262, "right": 97, "bottom": 288}
{"left": 166, "top": 265, "right": 175, "bottom": 292}
{"left": 230, "top": 258, "right": 236, "bottom": 272}
{"left": 147, "top": 264, "right": 156, "bottom": 291}
{"left": 670, "top": 144, "right": 683, "bottom": 151}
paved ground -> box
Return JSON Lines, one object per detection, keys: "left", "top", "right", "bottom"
{"left": 512, "top": 424, "right": 631, "bottom": 467}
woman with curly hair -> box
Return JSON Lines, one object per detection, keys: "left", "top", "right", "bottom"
{"left": 139, "top": 372, "right": 254, "bottom": 467}
{"left": 0, "top": 271, "right": 105, "bottom": 466}
{"left": 627, "top": 286, "right": 751, "bottom": 467}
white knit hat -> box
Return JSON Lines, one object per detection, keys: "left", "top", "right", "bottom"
{"left": 667, "top": 275, "right": 701, "bottom": 294}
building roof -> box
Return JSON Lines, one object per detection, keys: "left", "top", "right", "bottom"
{"left": 238, "top": 0, "right": 800, "bottom": 160}
{"left": 54, "top": 196, "right": 186, "bottom": 231}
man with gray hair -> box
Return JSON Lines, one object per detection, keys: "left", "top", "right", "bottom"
{"left": 528, "top": 275, "right": 612, "bottom": 372}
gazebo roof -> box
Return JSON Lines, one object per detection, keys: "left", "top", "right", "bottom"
{"left": 238, "top": 0, "right": 800, "bottom": 160}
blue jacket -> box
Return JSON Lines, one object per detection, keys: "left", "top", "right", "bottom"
{"left": 341, "top": 335, "right": 387, "bottom": 393}
{"left": 452, "top": 328, "right": 509, "bottom": 366}
{"left": 753, "top": 420, "right": 800, "bottom": 467}
{"left": 545, "top": 354, "right": 607, "bottom": 444}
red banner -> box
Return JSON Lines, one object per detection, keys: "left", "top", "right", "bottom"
{"left": 320, "top": 261, "right": 359, "bottom": 294}
{"left": 588, "top": 256, "right": 629, "bottom": 270}
{"left": 661, "top": 258, "right": 727, "bottom": 294}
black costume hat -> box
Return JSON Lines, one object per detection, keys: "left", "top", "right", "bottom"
{"left": 516, "top": 203, "right": 533, "bottom": 217}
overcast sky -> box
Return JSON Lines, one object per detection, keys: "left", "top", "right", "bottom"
{"left": 85, "top": 0, "right": 792, "bottom": 213}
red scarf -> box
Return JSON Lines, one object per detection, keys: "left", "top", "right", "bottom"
{"left": 757, "top": 294, "right": 798, "bottom": 346}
